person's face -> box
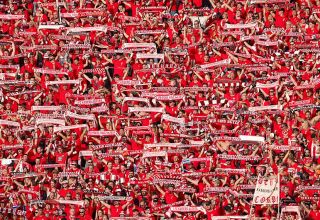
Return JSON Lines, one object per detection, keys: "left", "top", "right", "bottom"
{"left": 37, "top": 147, "right": 42, "bottom": 153}
{"left": 278, "top": 98, "right": 284, "bottom": 104}
{"left": 219, "top": 11, "right": 229, "bottom": 20}
{"left": 312, "top": 204, "right": 317, "bottom": 210}
{"left": 133, "top": 210, "right": 139, "bottom": 216}
{"left": 306, "top": 112, "right": 311, "bottom": 119}
{"left": 137, "top": 195, "right": 147, "bottom": 205}
{"left": 170, "top": 80, "right": 176, "bottom": 87}
{"left": 79, "top": 209, "right": 85, "bottom": 215}
{"left": 70, "top": 208, "right": 75, "bottom": 215}
{"left": 268, "top": 89, "right": 275, "bottom": 96}
{"left": 307, "top": 90, "right": 312, "bottom": 96}
{"left": 38, "top": 208, "right": 43, "bottom": 214}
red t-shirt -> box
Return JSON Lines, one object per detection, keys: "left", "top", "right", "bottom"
{"left": 55, "top": 152, "right": 68, "bottom": 164}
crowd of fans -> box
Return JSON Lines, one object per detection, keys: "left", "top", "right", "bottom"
{"left": 0, "top": 0, "right": 319, "bottom": 219}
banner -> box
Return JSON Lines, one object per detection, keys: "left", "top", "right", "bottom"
{"left": 251, "top": 0, "right": 287, "bottom": 3}
{"left": 74, "top": 99, "right": 105, "bottom": 105}
{"left": 79, "top": 151, "right": 93, "bottom": 157}
{"left": 125, "top": 126, "right": 151, "bottom": 131}
{"left": 161, "top": 114, "right": 185, "bottom": 124}
{"left": 58, "top": 172, "right": 81, "bottom": 177}
{"left": 136, "top": 53, "right": 164, "bottom": 59}
{"left": 34, "top": 45, "right": 58, "bottom": 50}
{"left": 289, "top": 99, "right": 311, "bottom": 107}
{"left": 239, "top": 135, "right": 265, "bottom": 143}
{"left": 91, "top": 143, "right": 123, "bottom": 151}
{"left": 53, "top": 124, "right": 88, "bottom": 133}
{"left": 87, "top": 130, "right": 120, "bottom": 139}
{"left": 256, "top": 81, "right": 279, "bottom": 88}
{"left": 47, "top": 200, "right": 84, "bottom": 206}
{"left": 65, "top": 111, "right": 95, "bottom": 120}
{"left": 0, "top": 80, "right": 32, "bottom": 85}
{"left": 91, "top": 106, "right": 109, "bottom": 113}
{"left": 0, "top": 14, "right": 24, "bottom": 20}
{"left": 255, "top": 40, "right": 278, "bottom": 47}
{"left": 36, "top": 118, "right": 65, "bottom": 126}
{"left": 98, "top": 196, "right": 129, "bottom": 201}
{"left": 166, "top": 206, "right": 206, "bottom": 217}
{"left": 200, "top": 59, "right": 231, "bottom": 69}
{"left": 116, "top": 80, "right": 141, "bottom": 86}
{"left": 211, "top": 216, "right": 249, "bottom": 220}
{"left": 34, "top": 68, "right": 68, "bottom": 75}
{"left": 169, "top": 206, "right": 205, "bottom": 213}
{"left": 248, "top": 105, "right": 282, "bottom": 112}
{"left": 135, "top": 30, "right": 165, "bottom": 35}
{"left": 182, "top": 157, "right": 211, "bottom": 164}
{"left": 154, "top": 95, "right": 185, "bottom": 101}
{"left": 280, "top": 206, "right": 302, "bottom": 220}
{"left": 66, "top": 26, "right": 120, "bottom": 34}
{"left": 217, "top": 154, "right": 261, "bottom": 161}
{"left": 61, "top": 11, "right": 105, "bottom": 18}
{"left": 253, "top": 175, "right": 279, "bottom": 204}
{"left": 1, "top": 144, "right": 24, "bottom": 150}
{"left": 224, "top": 22, "right": 257, "bottom": 29}
{"left": 215, "top": 168, "right": 246, "bottom": 174}
{"left": 152, "top": 178, "right": 183, "bottom": 186}
{"left": 32, "top": 106, "right": 63, "bottom": 111}
{"left": 139, "top": 6, "right": 167, "bottom": 12}
{"left": 8, "top": 90, "right": 40, "bottom": 97}
{"left": 142, "top": 151, "right": 167, "bottom": 158}
{"left": 144, "top": 143, "right": 178, "bottom": 149}
{"left": 122, "top": 97, "right": 150, "bottom": 105}
{"left": 35, "top": 164, "right": 65, "bottom": 169}
{"left": 0, "top": 64, "right": 20, "bottom": 69}
{"left": 122, "top": 43, "right": 156, "bottom": 49}
{"left": 267, "top": 145, "right": 301, "bottom": 151}
{"left": 0, "top": 119, "right": 20, "bottom": 127}
{"left": 128, "top": 107, "right": 164, "bottom": 113}
{"left": 38, "top": 24, "right": 64, "bottom": 30}
{"left": 46, "top": 79, "right": 81, "bottom": 86}
{"left": 204, "top": 187, "right": 229, "bottom": 193}
{"left": 61, "top": 44, "right": 91, "bottom": 49}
